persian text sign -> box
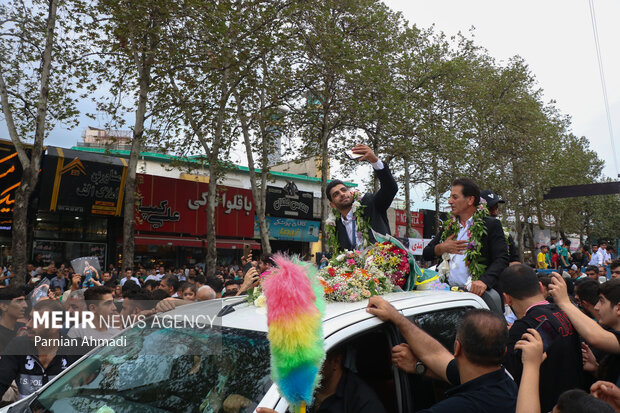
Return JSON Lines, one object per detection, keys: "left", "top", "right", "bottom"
{"left": 39, "top": 147, "right": 127, "bottom": 215}
{"left": 254, "top": 216, "right": 320, "bottom": 242}
{"left": 0, "top": 140, "right": 24, "bottom": 222}
{"left": 407, "top": 238, "right": 432, "bottom": 256}
{"left": 265, "top": 184, "right": 314, "bottom": 219}
{"left": 135, "top": 174, "right": 254, "bottom": 237}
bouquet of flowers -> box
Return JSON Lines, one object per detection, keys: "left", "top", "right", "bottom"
{"left": 318, "top": 265, "right": 392, "bottom": 302}
{"left": 333, "top": 249, "right": 366, "bottom": 269}
{"left": 364, "top": 242, "right": 410, "bottom": 288}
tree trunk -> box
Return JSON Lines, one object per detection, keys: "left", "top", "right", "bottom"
{"left": 204, "top": 74, "right": 230, "bottom": 278}
{"left": 515, "top": 211, "right": 524, "bottom": 261}
{"left": 205, "top": 163, "right": 218, "bottom": 278}
{"left": 259, "top": 163, "right": 271, "bottom": 254}
{"left": 403, "top": 157, "right": 411, "bottom": 238}
{"left": 234, "top": 91, "right": 271, "bottom": 254}
{"left": 257, "top": 88, "right": 272, "bottom": 255}
{"left": 11, "top": 170, "right": 36, "bottom": 285}
{"left": 525, "top": 215, "right": 536, "bottom": 260}
{"left": 319, "top": 110, "right": 330, "bottom": 252}
{"left": 0, "top": 0, "right": 58, "bottom": 283}
{"left": 433, "top": 162, "right": 440, "bottom": 230}
{"left": 121, "top": 51, "right": 150, "bottom": 271}
{"left": 122, "top": 139, "right": 140, "bottom": 271}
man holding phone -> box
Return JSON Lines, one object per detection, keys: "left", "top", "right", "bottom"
{"left": 500, "top": 264, "right": 583, "bottom": 412}
{"left": 325, "top": 144, "right": 397, "bottom": 251}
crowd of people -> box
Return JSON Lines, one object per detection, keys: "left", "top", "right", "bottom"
{"left": 359, "top": 264, "right": 620, "bottom": 413}
{"left": 0, "top": 252, "right": 275, "bottom": 404}
{"left": 0, "top": 160, "right": 619, "bottom": 412}
{"left": 537, "top": 239, "right": 615, "bottom": 273}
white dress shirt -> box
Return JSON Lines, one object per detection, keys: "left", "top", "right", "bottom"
{"left": 449, "top": 217, "right": 473, "bottom": 288}
{"left": 598, "top": 248, "right": 611, "bottom": 265}
{"left": 339, "top": 159, "right": 384, "bottom": 250}
{"left": 595, "top": 248, "right": 606, "bottom": 266}
{"left": 120, "top": 276, "right": 140, "bottom": 286}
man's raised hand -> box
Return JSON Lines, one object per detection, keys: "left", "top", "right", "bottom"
{"left": 366, "top": 296, "right": 401, "bottom": 323}
{"left": 351, "top": 144, "right": 379, "bottom": 163}
{"left": 548, "top": 272, "right": 570, "bottom": 306}
{"left": 515, "top": 328, "right": 546, "bottom": 367}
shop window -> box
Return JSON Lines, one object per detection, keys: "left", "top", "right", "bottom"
{"left": 34, "top": 213, "right": 60, "bottom": 240}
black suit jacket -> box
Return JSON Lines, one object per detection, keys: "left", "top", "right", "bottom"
{"left": 335, "top": 164, "right": 398, "bottom": 251}
{"left": 508, "top": 234, "right": 520, "bottom": 263}
{"left": 422, "top": 216, "right": 509, "bottom": 290}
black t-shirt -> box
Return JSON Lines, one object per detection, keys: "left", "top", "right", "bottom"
{"left": 0, "top": 336, "right": 81, "bottom": 399}
{"left": 504, "top": 302, "right": 584, "bottom": 412}
{"left": 0, "top": 322, "right": 25, "bottom": 354}
{"left": 418, "top": 360, "right": 517, "bottom": 413}
{"left": 597, "top": 330, "right": 620, "bottom": 386}
{"left": 308, "top": 369, "right": 387, "bottom": 413}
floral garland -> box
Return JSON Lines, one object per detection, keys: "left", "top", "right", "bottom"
{"left": 325, "top": 191, "right": 371, "bottom": 253}
{"left": 439, "top": 203, "right": 489, "bottom": 281}
{"left": 503, "top": 225, "right": 511, "bottom": 253}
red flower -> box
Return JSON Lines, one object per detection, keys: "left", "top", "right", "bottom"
{"left": 328, "top": 267, "right": 336, "bottom": 277}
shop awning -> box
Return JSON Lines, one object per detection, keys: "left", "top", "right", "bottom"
{"left": 133, "top": 235, "right": 261, "bottom": 249}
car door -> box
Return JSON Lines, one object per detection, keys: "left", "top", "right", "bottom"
{"left": 397, "top": 299, "right": 485, "bottom": 412}
{"left": 262, "top": 316, "right": 406, "bottom": 413}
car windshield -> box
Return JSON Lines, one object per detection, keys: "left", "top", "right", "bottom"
{"left": 31, "top": 324, "right": 271, "bottom": 413}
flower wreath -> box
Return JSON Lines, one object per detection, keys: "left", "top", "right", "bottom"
{"left": 325, "top": 191, "right": 371, "bottom": 253}
{"left": 440, "top": 202, "right": 489, "bottom": 281}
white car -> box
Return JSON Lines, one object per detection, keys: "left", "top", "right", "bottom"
{"left": 2, "top": 291, "right": 487, "bottom": 413}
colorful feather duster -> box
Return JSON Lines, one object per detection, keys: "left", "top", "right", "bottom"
{"left": 262, "top": 255, "right": 325, "bottom": 413}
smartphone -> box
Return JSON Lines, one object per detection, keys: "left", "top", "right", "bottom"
{"left": 345, "top": 150, "right": 363, "bottom": 160}
{"left": 535, "top": 318, "right": 560, "bottom": 352}
{"left": 243, "top": 244, "right": 251, "bottom": 259}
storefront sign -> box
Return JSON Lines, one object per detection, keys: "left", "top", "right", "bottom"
{"left": 254, "top": 216, "right": 320, "bottom": 242}
{"left": 395, "top": 210, "right": 424, "bottom": 238}
{"left": 266, "top": 182, "right": 314, "bottom": 219}
{"left": 39, "top": 147, "right": 127, "bottom": 216}
{"left": 0, "top": 140, "right": 29, "bottom": 226}
{"left": 135, "top": 174, "right": 255, "bottom": 238}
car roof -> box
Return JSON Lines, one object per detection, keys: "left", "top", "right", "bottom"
{"left": 163, "top": 290, "right": 487, "bottom": 336}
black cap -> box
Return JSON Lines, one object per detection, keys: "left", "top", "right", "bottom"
{"left": 480, "top": 189, "right": 505, "bottom": 208}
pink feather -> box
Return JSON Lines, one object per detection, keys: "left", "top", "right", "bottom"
{"left": 263, "top": 254, "right": 317, "bottom": 323}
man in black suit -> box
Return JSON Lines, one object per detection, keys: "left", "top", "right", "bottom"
{"left": 326, "top": 144, "right": 397, "bottom": 252}
{"left": 423, "top": 178, "right": 508, "bottom": 313}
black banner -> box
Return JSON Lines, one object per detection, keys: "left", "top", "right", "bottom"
{"left": 265, "top": 182, "right": 314, "bottom": 219}
{"left": 39, "top": 147, "right": 127, "bottom": 216}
